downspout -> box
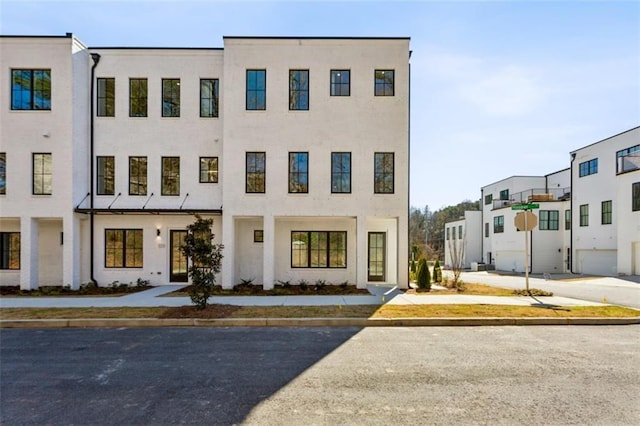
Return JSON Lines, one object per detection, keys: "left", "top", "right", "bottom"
{"left": 569, "top": 152, "right": 576, "bottom": 273}
{"left": 480, "top": 188, "right": 484, "bottom": 263}
{"left": 90, "top": 52, "right": 101, "bottom": 284}
{"left": 407, "top": 52, "right": 411, "bottom": 288}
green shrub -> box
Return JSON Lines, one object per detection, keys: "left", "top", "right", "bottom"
{"left": 512, "top": 288, "right": 553, "bottom": 297}
{"left": 433, "top": 260, "right": 442, "bottom": 283}
{"left": 416, "top": 258, "right": 431, "bottom": 291}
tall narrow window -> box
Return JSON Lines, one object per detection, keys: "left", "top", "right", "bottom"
{"left": 539, "top": 210, "right": 559, "bottom": 230}
{"left": 565, "top": 209, "right": 571, "bottom": 230}
{"left": 446, "top": 228, "right": 450, "bottom": 240}
{"left": 601, "top": 200, "right": 612, "bottom": 225}
{"left": 330, "top": 70, "right": 350, "bottom": 96}
{"left": 633, "top": 182, "right": 640, "bottom": 212}
{"left": 493, "top": 216, "right": 504, "bottom": 233}
{"left": 452, "top": 227, "right": 456, "bottom": 240}
{"left": 246, "top": 70, "right": 266, "bottom": 110}
{"left": 484, "top": 223, "right": 489, "bottom": 237}
{"left": 246, "top": 152, "right": 266, "bottom": 193}
{"left": 129, "top": 156, "right": 147, "bottom": 196}
{"left": 162, "top": 79, "right": 180, "bottom": 117}
{"left": 374, "top": 70, "right": 394, "bottom": 96}
{"left": 458, "top": 225, "right": 463, "bottom": 239}
{"left": 374, "top": 152, "right": 394, "bottom": 194}
{"left": 0, "top": 153, "right": 6, "bottom": 195}
{"left": 0, "top": 232, "right": 20, "bottom": 270}
{"left": 200, "top": 79, "right": 219, "bottom": 118}
{"left": 161, "top": 157, "right": 180, "bottom": 195}
{"left": 97, "top": 78, "right": 115, "bottom": 117}
{"left": 32, "top": 153, "right": 52, "bottom": 195}
{"left": 580, "top": 204, "right": 589, "bottom": 226}
{"left": 199, "top": 157, "right": 218, "bottom": 183}
{"left": 11, "top": 69, "right": 51, "bottom": 110}
{"left": 289, "top": 152, "right": 309, "bottom": 193}
{"left": 105, "top": 229, "right": 143, "bottom": 268}
{"left": 129, "top": 78, "right": 148, "bottom": 117}
{"left": 289, "top": 70, "right": 309, "bottom": 110}
{"left": 331, "top": 152, "right": 351, "bottom": 193}
{"left": 97, "top": 156, "right": 115, "bottom": 195}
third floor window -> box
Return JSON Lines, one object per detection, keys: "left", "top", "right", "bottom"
{"left": 162, "top": 79, "right": 180, "bottom": 117}
{"left": 200, "top": 79, "right": 219, "bottom": 118}
{"left": 246, "top": 70, "right": 266, "bottom": 110}
{"left": 289, "top": 70, "right": 309, "bottom": 110}
{"left": 374, "top": 70, "right": 394, "bottom": 96}
{"left": 330, "top": 70, "right": 350, "bottom": 96}
{"left": 12, "top": 69, "right": 51, "bottom": 110}
{"left": 97, "top": 78, "right": 115, "bottom": 117}
{"left": 129, "top": 78, "right": 147, "bottom": 117}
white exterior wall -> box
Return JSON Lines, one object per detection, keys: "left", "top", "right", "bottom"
{"left": 444, "top": 211, "right": 482, "bottom": 269}
{"left": 617, "top": 171, "right": 640, "bottom": 275}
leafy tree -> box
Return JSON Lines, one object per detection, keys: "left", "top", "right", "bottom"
{"left": 416, "top": 258, "right": 431, "bottom": 291}
{"left": 181, "top": 215, "right": 223, "bottom": 309}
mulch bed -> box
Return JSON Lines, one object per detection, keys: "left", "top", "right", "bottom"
{"left": 169, "top": 283, "right": 371, "bottom": 297}
{"left": 0, "top": 285, "right": 150, "bottom": 297}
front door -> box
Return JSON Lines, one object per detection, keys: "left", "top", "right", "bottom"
{"left": 170, "top": 230, "right": 188, "bottom": 282}
{"left": 368, "top": 232, "right": 385, "bottom": 282}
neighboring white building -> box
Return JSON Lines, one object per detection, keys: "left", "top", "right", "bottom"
{"left": 0, "top": 34, "right": 410, "bottom": 290}
{"left": 444, "top": 211, "right": 481, "bottom": 269}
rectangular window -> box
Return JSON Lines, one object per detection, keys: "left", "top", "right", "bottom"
{"left": 539, "top": 210, "right": 559, "bottom": 230}
{"left": 289, "top": 152, "right": 309, "bottom": 193}
{"left": 97, "top": 156, "right": 115, "bottom": 195}
{"left": 580, "top": 204, "right": 589, "bottom": 226}
{"left": 11, "top": 69, "right": 51, "bottom": 110}
{"left": 484, "top": 194, "right": 493, "bottom": 205}
{"left": 633, "top": 182, "right": 640, "bottom": 212}
{"left": 0, "top": 153, "right": 5, "bottom": 195}
{"left": 161, "top": 157, "right": 180, "bottom": 196}
{"left": 246, "top": 70, "right": 266, "bottom": 110}
{"left": 484, "top": 222, "right": 489, "bottom": 237}
{"left": 499, "top": 189, "right": 509, "bottom": 200}
{"left": 331, "top": 152, "right": 351, "bottom": 193}
{"left": 291, "top": 231, "right": 347, "bottom": 268}
{"left": 565, "top": 209, "right": 571, "bottom": 230}
{"left": 129, "top": 156, "right": 147, "bottom": 196}
{"left": 0, "top": 232, "right": 20, "bottom": 270}
{"left": 374, "top": 153, "right": 394, "bottom": 194}
{"left": 200, "top": 79, "right": 219, "bottom": 118}
{"left": 494, "top": 216, "right": 504, "bottom": 233}
{"left": 105, "top": 229, "right": 143, "bottom": 268}
{"left": 330, "top": 70, "right": 350, "bottom": 96}
{"left": 32, "top": 153, "right": 52, "bottom": 195}
{"left": 452, "top": 227, "right": 456, "bottom": 240}
{"left": 446, "top": 227, "right": 450, "bottom": 240}
{"left": 374, "top": 70, "right": 394, "bottom": 96}
{"left": 97, "top": 78, "right": 115, "bottom": 117}
{"left": 253, "top": 230, "right": 263, "bottom": 243}
{"left": 129, "top": 78, "right": 147, "bottom": 117}
{"left": 617, "top": 145, "right": 640, "bottom": 174}
{"left": 246, "top": 152, "right": 266, "bottom": 193}
{"left": 579, "top": 159, "right": 598, "bottom": 177}
{"left": 458, "top": 225, "right": 463, "bottom": 239}
{"left": 289, "top": 70, "right": 309, "bottom": 110}
{"left": 199, "top": 157, "right": 218, "bottom": 183}
{"left": 601, "top": 200, "right": 612, "bottom": 225}
{"left": 162, "top": 78, "right": 180, "bottom": 117}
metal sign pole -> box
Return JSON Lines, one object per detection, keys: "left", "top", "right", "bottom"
{"left": 524, "top": 210, "right": 529, "bottom": 293}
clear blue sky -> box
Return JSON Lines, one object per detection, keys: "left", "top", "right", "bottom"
{"left": 2, "top": 0, "right": 638, "bottom": 210}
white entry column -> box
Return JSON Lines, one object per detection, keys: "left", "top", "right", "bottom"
{"left": 20, "top": 217, "right": 39, "bottom": 290}
{"left": 356, "top": 215, "right": 368, "bottom": 288}
{"left": 262, "top": 214, "right": 275, "bottom": 290}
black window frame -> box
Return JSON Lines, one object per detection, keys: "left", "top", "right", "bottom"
{"left": 104, "top": 229, "right": 143, "bottom": 268}
{"left": 579, "top": 158, "right": 598, "bottom": 177}
{"left": 374, "top": 70, "right": 394, "bottom": 96}
{"left": 579, "top": 204, "right": 589, "bottom": 226}
{"left": 97, "top": 156, "right": 115, "bottom": 196}
{"left": 246, "top": 69, "right": 266, "bottom": 111}
{"left": 601, "top": 200, "right": 612, "bottom": 225}
{"left": 565, "top": 209, "right": 571, "bottom": 230}
{"left": 617, "top": 145, "right": 640, "bottom": 174}
{"left": 484, "top": 194, "right": 493, "bottom": 205}
{"left": 539, "top": 210, "right": 559, "bottom": 230}
{"left": 11, "top": 69, "right": 51, "bottom": 110}
{"left": 493, "top": 216, "right": 504, "bottom": 233}
{"left": 200, "top": 78, "right": 219, "bottom": 118}
{"left": 331, "top": 152, "right": 351, "bottom": 194}
{"left": 446, "top": 227, "right": 450, "bottom": 240}
{"left": 253, "top": 230, "right": 264, "bottom": 243}
{"left": 97, "top": 77, "right": 115, "bottom": 117}
{"left": 0, "top": 152, "right": 5, "bottom": 195}
{"left": 32, "top": 153, "right": 52, "bottom": 195}
{"left": 633, "top": 182, "right": 640, "bottom": 212}
{"left": 161, "top": 156, "right": 180, "bottom": 196}
{"left": 289, "top": 69, "right": 309, "bottom": 110}
{"left": 374, "top": 152, "right": 394, "bottom": 194}
{"left": 330, "top": 69, "right": 350, "bottom": 96}
{"left": 499, "top": 189, "right": 509, "bottom": 201}
{"left": 246, "top": 152, "right": 266, "bottom": 193}
{"left": 484, "top": 222, "right": 489, "bottom": 237}
{"left": 162, "top": 78, "right": 180, "bottom": 117}
{"left": 291, "top": 230, "right": 347, "bottom": 269}
{"left": 128, "top": 156, "right": 147, "bottom": 196}
{"left": 0, "top": 232, "right": 20, "bottom": 270}
{"left": 199, "top": 157, "right": 219, "bottom": 183}
{"left": 289, "top": 152, "right": 309, "bottom": 194}
{"left": 129, "top": 78, "right": 148, "bottom": 117}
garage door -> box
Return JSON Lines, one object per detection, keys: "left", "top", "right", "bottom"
{"left": 633, "top": 243, "right": 640, "bottom": 275}
{"left": 576, "top": 250, "right": 617, "bottom": 276}
{"left": 496, "top": 250, "right": 526, "bottom": 273}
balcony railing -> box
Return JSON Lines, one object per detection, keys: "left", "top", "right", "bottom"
{"left": 492, "top": 187, "right": 571, "bottom": 209}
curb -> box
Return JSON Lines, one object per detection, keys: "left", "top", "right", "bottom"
{"left": 1, "top": 316, "right": 639, "bottom": 328}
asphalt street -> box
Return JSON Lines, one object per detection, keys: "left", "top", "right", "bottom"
{"left": 2, "top": 326, "right": 639, "bottom": 425}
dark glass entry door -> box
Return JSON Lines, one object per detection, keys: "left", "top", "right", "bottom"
{"left": 170, "top": 230, "right": 188, "bottom": 282}
{"left": 368, "top": 232, "right": 385, "bottom": 282}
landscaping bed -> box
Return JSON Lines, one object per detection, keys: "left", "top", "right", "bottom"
{"left": 164, "top": 283, "right": 371, "bottom": 297}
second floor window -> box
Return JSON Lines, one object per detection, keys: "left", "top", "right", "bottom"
{"left": 485, "top": 222, "right": 489, "bottom": 237}
{"left": 374, "top": 153, "right": 394, "bottom": 194}
{"left": 374, "top": 70, "right": 394, "bottom": 96}
{"left": 458, "top": 225, "right": 463, "bottom": 239}
{"left": 11, "top": 69, "right": 51, "bottom": 110}
{"left": 565, "top": 209, "right": 571, "bottom": 230}
{"left": 32, "top": 153, "right": 52, "bottom": 195}
{"left": 580, "top": 204, "right": 589, "bottom": 226}
{"left": 289, "top": 152, "right": 309, "bottom": 193}
{"left": 289, "top": 70, "right": 309, "bottom": 110}
{"left": 633, "top": 182, "right": 640, "bottom": 212}
{"left": 246, "top": 152, "right": 266, "bottom": 193}
{"left": 162, "top": 79, "right": 180, "bottom": 117}
{"left": 97, "top": 156, "right": 115, "bottom": 195}
{"left": 129, "top": 156, "right": 147, "bottom": 195}
{"left": 246, "top": 70, "right": 266, "bottom": 110}
{"left": 331, "top": 152, "right": 351, "bottom": 193}
{"left": 601, "top": 200, "right": 612, "bottom": 225}
{"left": 161, "top": 157, "right": 180, "bottom": 195}
{"left": 494, "top": 216, "right": 504, "bottom": 233}
{"left": 200, "top": 79, "right": 219, "bottom": 118}
{"left": 0, "top": 153, "right": 5, "bottom": 195}
{"left": 579, "top": 159, "right": 598, "bottom": 177}
{"left": 97, "top": 78, "right": 115, "bottom": 117}
{"left": 330, "top": 70, "right": 350, "bottom": 96}
{"left": 129, "top": 78, "right": 147, "bottom": 117}
{"left": 199, "top": 157, "right": 218, "bottom": 183}
{"left": 539, "top": 210, "right": 559, "bottom": 230}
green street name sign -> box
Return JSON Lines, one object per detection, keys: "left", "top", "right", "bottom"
{"left": 511, "top": 203, "right": 540, "bottom": 210}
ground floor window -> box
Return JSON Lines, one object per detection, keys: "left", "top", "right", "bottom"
{"left": 291, "top": 231, "right": 346, "bottom": 268}
{"left": 0, "top": 232, "right": 20, "bottom": 270}
{"left": 105, "top": 229, "right": 143, "bottom": 268}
